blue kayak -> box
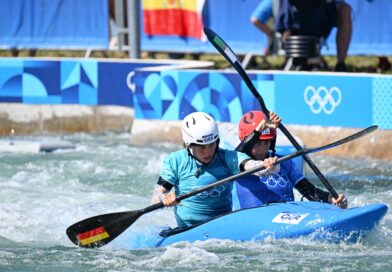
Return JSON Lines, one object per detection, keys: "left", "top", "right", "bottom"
{"left": 120, "top": 201, "right": 387, "bottom": 249}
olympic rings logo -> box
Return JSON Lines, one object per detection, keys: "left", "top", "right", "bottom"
{"left": 304, "top": 86, "right": 342, "bottom": 114}
{"left": 261, "top": 174, "right": 288, "bottom": 188}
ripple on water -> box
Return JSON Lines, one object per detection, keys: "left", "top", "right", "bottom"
{"left": 0, "top": 132, "right": 390, "bottom": 272}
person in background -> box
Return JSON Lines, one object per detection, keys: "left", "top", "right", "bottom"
{"left": 250, "top": 0, "right": 280, "bottom": 55}
{"left": 276, "top": 0, "right": 352, "bottom": 72}
{"left": 10, "top": 49, "right": 37, "bottom": 57}
{"left": 234, "top": 110, "right": 347, "bottom": 209}
{"left": 151, "top": 111, "right": 278, "bottom": 228}
{"left": 377, "top": 57, "right": 392, "bottom": 73}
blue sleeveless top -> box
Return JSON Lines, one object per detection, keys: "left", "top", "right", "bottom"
{"left": 234, "top": 155, "right": 304, "bottom": 209}
{"left": 160, "top": 148, "right": 249, "bottom": 227}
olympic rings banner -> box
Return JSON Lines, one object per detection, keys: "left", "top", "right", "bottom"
{"left": 274, "top": 73, "right": 390, "bottom": 129}
{"left": 275, "top": 74, "right": 373, "bottom": 128}
{"left": 134, "top": 69, "right": 392, "bottom": 130}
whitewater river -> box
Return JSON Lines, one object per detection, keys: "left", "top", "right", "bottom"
{"left": 0, "top": 131, "right": 391, "bottom": 272}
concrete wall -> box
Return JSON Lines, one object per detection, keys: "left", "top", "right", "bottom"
{"left": 1, "top": 105, "right": 389, "bottom": 160}
{"left": 130, "top": 119, "right": 392, "bottom": 161}
{"left": 0, "top": 104, "right": 134, "bottom": 135}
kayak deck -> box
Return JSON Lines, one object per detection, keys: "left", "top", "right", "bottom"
{"left": 116, "top": 201, "right": 387, "bottom": 249}
{"left": 155, "top": 201, "right": 388, "bottom": 247}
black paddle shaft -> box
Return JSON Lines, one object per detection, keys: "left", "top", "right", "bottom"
{"left": 66, "top": 125, "right": 377, "bottom": 248}
{"left": 177, "top": 125, "right": 377, "bottom": 202}
{"left": 204, "top": 27, "right": 340, "bottom": 198}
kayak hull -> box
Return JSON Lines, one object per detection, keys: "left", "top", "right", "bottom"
{"left": 156, "top": 202, "right": 387, "bottom": 246}
{"left": 155, "top": 202, "right": 387, "bottom": 247}
{"left": 117, "top": 201, "right": 387, "bottom": 249}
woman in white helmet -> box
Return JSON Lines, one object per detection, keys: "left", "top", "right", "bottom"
{"left": 152, "top": 111, "right": 278, "bottom": 229}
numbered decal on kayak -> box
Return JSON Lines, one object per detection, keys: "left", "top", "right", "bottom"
{"left": 272, "top": 213, "right": 310, "bottom": 225}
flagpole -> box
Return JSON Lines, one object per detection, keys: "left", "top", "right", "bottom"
{"left": 128, "top": 0, "right": 141, "bottom": 59}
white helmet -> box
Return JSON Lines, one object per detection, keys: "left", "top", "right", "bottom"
{"left": 182, "top": 112, "right": 219, "bottom": 147}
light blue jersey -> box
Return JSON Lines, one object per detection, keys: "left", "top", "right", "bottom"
{"left": 160, "top": 148, "right": 249, "bottom": 227}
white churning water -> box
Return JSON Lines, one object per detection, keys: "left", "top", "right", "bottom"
{"left": 0, "top": 131, "right": 391, "bottom": 272}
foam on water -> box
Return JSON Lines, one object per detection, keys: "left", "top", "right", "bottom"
{"left": 0, "top": 131, "right": 391, "bottom": 271}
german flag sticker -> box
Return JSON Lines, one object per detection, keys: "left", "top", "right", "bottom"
{"left": 76, "top": 226, "right": 110, "bottom": 246}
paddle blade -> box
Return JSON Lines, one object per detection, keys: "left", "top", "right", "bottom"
{"left": 204, "top": 27, "right": 239, "bottom": 66}
{"left": 66, "top": 211, "right": 141, "bottom": 248}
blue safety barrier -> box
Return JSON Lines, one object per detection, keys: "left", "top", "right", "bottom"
{"left": 133, "top": 69, "right": 392, "bottom": 130}
{"left": 0, "top": 58, "right": 166, "bottom": 107}
{"left": 0, "top": 58, "right": 391, "bottom": 129}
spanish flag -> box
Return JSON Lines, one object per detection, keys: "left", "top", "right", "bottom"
{"left": 142, "top": 0, "right": 205, "bottom": 39}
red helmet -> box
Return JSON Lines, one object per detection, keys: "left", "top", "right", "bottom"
{"left": 238, "top": 111, "right": 277, "bottom": 141}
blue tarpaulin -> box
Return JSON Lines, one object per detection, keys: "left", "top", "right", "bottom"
{"left": 0, "top": 0, "right": 109, "bottom": 49}
{"left": 0, "top": 0, "right": 390, "bottom": 55}
{"left": 141, "top": 0, "right": 392, "bottom": 56}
